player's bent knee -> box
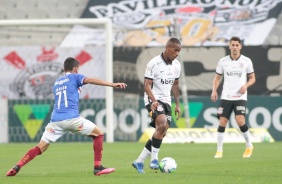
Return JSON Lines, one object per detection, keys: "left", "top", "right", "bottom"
{"left": 90, "top": 126, "right": 103, "bottom": 137}
{"left": 156, "top": 123, "right": 168, "bottom": 135}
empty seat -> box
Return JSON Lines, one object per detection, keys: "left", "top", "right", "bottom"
{"left": 25, "top": 8, "right": 50, "bottom": 19}
{"left": 5, "top": 8, "right": 28, "bottom": 19}
{"left": 14, "top": 0, "right": 37, "bottom": 9}
{"left": 0, "top": 10, "right": 7, "bottom": 19}
{"left": 0, "top": 0, "right": 17, "bottom": 10}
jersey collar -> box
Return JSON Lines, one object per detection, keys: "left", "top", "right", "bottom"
{"left": 161, "top": 53, "right": 172, "bottom": 65}
{"left": 229, "top": 54, "right": 241, "bottom": 61}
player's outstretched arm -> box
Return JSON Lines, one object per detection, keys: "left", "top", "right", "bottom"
{"left": 84, "top": 77, "right": 127, "bottom": 89}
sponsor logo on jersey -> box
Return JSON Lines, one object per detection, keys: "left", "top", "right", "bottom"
{"left": 161, "top": 78, "right": 174, "bottom": 84}
{"left": 55, "top": 78, "right": 69, "bottom": 86}
{"left": 227, "top": 94, "right": 242, "bottom": 98}
{"left": 226, "top": 71, "right": 242, "bottom": 77}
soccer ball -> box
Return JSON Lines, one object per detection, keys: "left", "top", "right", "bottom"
{"left": 261, "top": 134, "right": 270, "bottom": 143}
{"left": 159, "top": 157, "right": 177, "bottom": 173}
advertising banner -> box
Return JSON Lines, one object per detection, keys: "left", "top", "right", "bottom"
{"left": 8, "top": 99, "right": 105, "bottom": 142}
{"left": 7, "top": 96, "right": 282, "bottom": 142}
{"left": 139, "top": 128, "right": 275, "bottom": 143}
{"left": 62, "top": 0, "right": 282, "bottom": 46}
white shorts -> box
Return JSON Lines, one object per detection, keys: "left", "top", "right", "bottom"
{"left": 41, "top": 117, "right": 96, "bottom": 143}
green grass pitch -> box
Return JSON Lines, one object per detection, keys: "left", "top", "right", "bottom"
{"left": 1, "top": 142, "right": 282, "bottom": 184}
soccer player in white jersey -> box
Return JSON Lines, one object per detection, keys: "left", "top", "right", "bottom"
{"left": 6, "top": 57, "right": 127, "bottom": 176}
{"left": 132, "top": 38, "right": 182, "bottom": 173}
{"left": 211, "top": 36, "right": 256, "bottom": 158}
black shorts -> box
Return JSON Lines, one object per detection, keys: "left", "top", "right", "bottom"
{"left": 146, "top": 100, "right": 172, "bottom": 128}
{"left": 217, "top": 99, "right": 246, "bottom": 120}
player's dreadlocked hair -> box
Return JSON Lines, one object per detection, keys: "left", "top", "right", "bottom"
{"left": 64, "top": 57, "right": 80, "bottom": 71}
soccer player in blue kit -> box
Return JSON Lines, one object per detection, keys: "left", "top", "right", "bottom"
{"left": 6, "top": 57, "right": 127, "bottom": 176}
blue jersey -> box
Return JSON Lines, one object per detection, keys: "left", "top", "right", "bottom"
{"left": 50, "top": 73, "right": 86, "bottom": 122}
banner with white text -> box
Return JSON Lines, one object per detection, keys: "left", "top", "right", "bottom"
{"left": 62, "top": 0, "right": 282, "bottom": 46}
{"left": 6, "top": 96, "right": 282, "bottom": 142}
{"left": 139, "top": 128, "right": 275, "bottom": 143}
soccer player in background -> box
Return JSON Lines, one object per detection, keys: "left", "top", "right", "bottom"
{"left": 132, "top": 38, "right": 182, "bottom": 173}
{"left": 211, "top": 36, "right": 256, "bottom": 158}
{"left": 6, "top": 57, "right": 127, "bottom": 176}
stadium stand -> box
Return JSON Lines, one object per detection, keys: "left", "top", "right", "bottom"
{"left": 0, "top": 0, "right": 88, "bottom": 46}
{"left": 0, "top": 0, "right": 281, "bottom": 46}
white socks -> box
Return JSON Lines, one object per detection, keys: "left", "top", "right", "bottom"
{"left": 136, "top": 148, "right": 151, "bottom": 163}
{"left": 217, "top": 130, "right": 253, "bottom": 152}
{"left": 151, "top": 146, "right": 160, "bottom": 161}
{"left": 242, "top": 130, "right": 253, "bottom": 148}
{"left": 217, "top": 132, "right": 225, "bottom": 152}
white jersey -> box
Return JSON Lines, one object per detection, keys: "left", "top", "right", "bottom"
{"left": 216, "top": 54, "right": 254, "bottom": 101}
{"left": 144, "top": 54, "right": 181, "bottom": 106}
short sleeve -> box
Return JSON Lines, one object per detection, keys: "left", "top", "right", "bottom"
{"left": 175, "top": 62, "right": 181, "bottom": 79}
{"left": 246, "top": 59, "right": 254, "bottom": 74}
{"left": 75, "top": 74, "right": 86, "bottom": 87}
{"left": 144, "top": 60, "right": 155, "bottom": 79}
{"left": 215, "top": 59, "right": 223, "bottom": 74}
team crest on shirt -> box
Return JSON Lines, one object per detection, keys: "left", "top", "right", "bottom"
{"left": 217, "top": 107, "right": 223, "bottom": 114}
{"left": 239, "top": 62, "right": 244, "bottom": 69}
